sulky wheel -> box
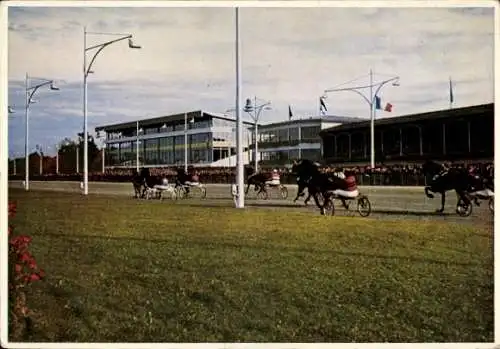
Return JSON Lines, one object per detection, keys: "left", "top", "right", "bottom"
{"left": 256, "top": 189, "right": 269, "bottom": 200}
{"left": 279, "top": 185, "right": 288, "bottom": 199}
{"left": 198, "top": 186, "right": 207, "bottom": 199}
{"left": 456, "top": 197, "right": 473, "bottom": 217}
{"left": 326, "top": 198, "right": 335, "bottom": 216}
{"left": 357, "top": 195, "right": 371, "bottom": 217}
{"left": 176, "top": 186, "right": 187, "bottom": 199}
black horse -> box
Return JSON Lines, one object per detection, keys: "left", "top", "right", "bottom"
{"left": 422, "top": 160, "right": 472, "bottom": 213}
{"left": 293, "top": 175, "right": 314, "bottom": 205}
{"left": 132, "top": 169, "right": 146, "bottom": 198}
{"left": 244, "top": 166, "right": 270, "bottom": 196}
{"left": 132, "top": 168, "right": 164, "bottom": 198}
{"left": 176, "top": 167, "right": 200, "bottom": 196}
{"left": 291, "top": 159, "right": 345, "bottom": 215}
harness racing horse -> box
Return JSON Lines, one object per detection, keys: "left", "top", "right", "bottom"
{"left": 244, "top": 166, "right": 270, "bottom": 197}
{"left": 132, "top": 168, "right": 167, "bottom": 199}
{"left": 132, "top": 169, "right": 147, "bottom": 198}
{"left": 175, "top": 168, "right": 204, "bottom": 198}
{"left": 293, "top": 167, "right": 351, "bottom": 207}
{"left": 293, "top": 174, "right": 313, "bottom": 205}
{"left": 422, "top": 160, "right": 472, "bottom": 213}
{"left": 292, "top": 161, "right": 325, "bottom": 205}
{"left": 291, "top": 159, "right": 345, "bottom": 215}
{"left": 466, "top": 164, "right": 494, "bottom": 211}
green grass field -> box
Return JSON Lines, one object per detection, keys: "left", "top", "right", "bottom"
{"left": 8, "top": 189, "right": 494, "bottom": 342}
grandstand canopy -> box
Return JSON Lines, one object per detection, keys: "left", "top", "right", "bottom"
{"left": 95, "top": 110, "right": 254, "bottom": 133}
{"left": 319, "top": 103, "right": 493, "bottom": 135}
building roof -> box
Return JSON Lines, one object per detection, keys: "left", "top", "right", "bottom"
{"left": 95, "top": 110, "right": 254, "bottom": 132}
{"left": 319, "top": 103, "right": 494, "bottom": 135}
{"left": 258, "top": 115, "right": 365, "bottom": 129}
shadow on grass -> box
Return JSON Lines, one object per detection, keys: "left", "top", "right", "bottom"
{"left": 38, "top": 231, "right": 487, "bottom": 268}
{"left": 173, "top": 201, "right": 468, "bottom": 217}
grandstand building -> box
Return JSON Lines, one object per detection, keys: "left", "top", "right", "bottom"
{"left": 95, "top": 110, "right": 254, "bottom": 168}
{"left": 320, "top": 103, "right": 494, "bottom": 166}
{"left": 251, "top": 115, "right": 365, "bottom": 167}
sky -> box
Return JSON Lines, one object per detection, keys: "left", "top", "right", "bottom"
{"left": 5, "top": 2, "right": 496, "bottom": 157}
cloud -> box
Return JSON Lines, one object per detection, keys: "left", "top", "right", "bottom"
{"left": 6, "top": 4, "right": 495, "bottom": 157}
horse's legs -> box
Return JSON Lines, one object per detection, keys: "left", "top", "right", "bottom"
{"left": 311, "top": 191, "right": 325, "bottom": 215}
{"left": 437, "top": 191, "right": 446, "bottom": 213}
{"left": 425, "top": 186, "right": 435, "bottom": 199}
{"left": 304, "top": 193, "right": 311, "bottom": 206}
{"left": 457, "top": 189, "right": 472, "bottom": 206}
{"left": 260, "top": 184, "right": 267, "bottom": 196}
{"left": 245, "top": 182, "right": 251, "bottom": 195}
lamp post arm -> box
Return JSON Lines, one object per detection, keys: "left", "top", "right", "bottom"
{"left": 372, "top": 77, "right": 400, "bottom": 103}
{"left": 85, "top": 35, "right": 131, "bottom": 77}
{"left": 324, "top": 88, "right": 372, "bottom": 106}
{"left": 254, "top": 102, "right": 271, "bottom": 121}
{"left": 27, "top": 80, "right": 53, "bottom": 105}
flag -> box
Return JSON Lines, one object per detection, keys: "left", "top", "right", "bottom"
{"left": 449, "top": 77, "right": 454, "bottom": 104}
{"left": 288, "top": 105, "right": 293, "bottom": 120}
{"left": 384, "top": 102, "right": 393, "bottom": 112}
{"left": 374, "top": 96, "right": 382, "bottom": 110}
{"left": 319, "top": 97, "right": 327, "bottom": 115}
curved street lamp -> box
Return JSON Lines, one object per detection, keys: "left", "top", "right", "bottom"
{"left": 83, "top": 28, "right": 141, "bottom": 195}
{"left": 323, "top": 69, "right": 400, "bottom": 168}
{"left": 243, "top": 96, "right": 271, "bottom": 172}
{"left": 24, "top": 75, "right": 60, "bottom": 190}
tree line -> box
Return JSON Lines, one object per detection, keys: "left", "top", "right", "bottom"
{"left": 8, "top": 132, "right": 104, "bottom": 175}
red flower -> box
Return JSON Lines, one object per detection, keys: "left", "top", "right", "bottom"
{"left": 8, "top": 202, "right": 17, "bottom": 218}
{"left": 30, "top": 274, "right": 41, "bottom": 282}
{"left": 19, "top": 252, "right": 32, "bottom": 263}
{"left": 15, "top": 264, "right": 22, "bottom": 273}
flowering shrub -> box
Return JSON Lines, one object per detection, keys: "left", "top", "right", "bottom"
{"left": 8, "top": 202, "right": 45, "bottom": 339}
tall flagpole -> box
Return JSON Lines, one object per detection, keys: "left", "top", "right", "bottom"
{"left": 449, "top": 77, "right": 453, "bottom": 110}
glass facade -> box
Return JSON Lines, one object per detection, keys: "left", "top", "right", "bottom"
{"left": 261, "top": 149, "right": 321, "bottom": 162}
{"left": 144, "top": 139, "right": 159, "bottom": 165}
{"left": 102, "top": 114, "right": 254, "bottom": 167}
{"left": 259, "top": 125, "right": 321, "bottom": 144}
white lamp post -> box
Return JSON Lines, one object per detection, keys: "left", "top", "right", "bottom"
{"left": 83, "top": 28, "right": 141, "bottom": 195}
{"left": 135, "top": 121, "right": 144, "bottom": 172}
{"left": 56, "top": 144, "right": 59, "bottom": 174}
{"left": 76, "top": 143, "right": 80, "bottom": 173}
{"left": 8, "top": 107, "right": 16, "bottom": 175}
{"left": 323, "top": 69, "right": 399, "bottom": 168}
{"left": 184, "top": 113, "right": 195, "bottom": 172}
{"left": 243, "top": 97, "right": 271, "bottom": 173}
{"left": 24, "top": 76, "right": 60, "bottom": 190}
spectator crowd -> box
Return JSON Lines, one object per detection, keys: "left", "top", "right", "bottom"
{"left": 9, "top": 162, "right": 493, "bottom": 187}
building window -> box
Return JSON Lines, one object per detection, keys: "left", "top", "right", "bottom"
{"left": 159, "top": 137, "right": 173, "bottom": 165}
{"left": 144, "top": 139, "right": 159, "bottom": 165}
{"left": 289, "top": 127, "right": 299, "bottom": 141}
{"left": 301, "top": 126, "right": 321, "bottom": 140}
{"left": 107, "top": 143, "right": 119, "bottom": 166}
{"left": 144, "top": 127, "right": 159, "bottom": 135}
{"left": 119, "top": 141, "right": 133, "bottom": 164}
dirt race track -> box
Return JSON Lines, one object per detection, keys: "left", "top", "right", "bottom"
{"left": 9, "top": 180, "right": 494, "bottom": 227}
